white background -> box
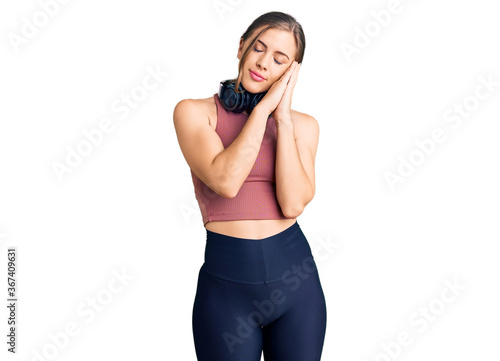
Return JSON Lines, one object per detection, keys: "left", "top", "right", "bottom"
{"left": 1, "top": 0, "right": 499, "bottom": 360}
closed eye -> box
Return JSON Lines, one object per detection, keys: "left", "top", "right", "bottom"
{"left": 253, "top": 47, "right": 283, "bottom": 65}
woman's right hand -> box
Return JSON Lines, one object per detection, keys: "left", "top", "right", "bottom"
{"left": 255, "top": 60, "right": 298, "bottom": 116}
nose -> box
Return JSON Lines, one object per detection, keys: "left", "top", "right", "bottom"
{"left": 256, "top": 53, "right": 270, "bottom": 71}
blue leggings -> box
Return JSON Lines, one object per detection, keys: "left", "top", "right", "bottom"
{"left": 192, "top": 221, "right": 327, "bottom": 360}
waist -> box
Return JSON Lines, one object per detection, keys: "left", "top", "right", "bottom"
{"left": 202, "top": 221, "right": 317, "bottom": 284}
{"left": 205, "top": 218, "right": 296, "bottom": 239}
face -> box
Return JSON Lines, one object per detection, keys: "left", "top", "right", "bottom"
{"left": 237, "top": 26, "right": 297, "bottom": 94}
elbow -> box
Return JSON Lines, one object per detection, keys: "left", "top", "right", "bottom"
{"left": 216, "top": 177, "right": 238, "bottom": 199}
{"left": 281, "top": 189, "right": 314, "bottom": 219}
{"left": 220, "top": 186, "right": 237, "bottom": 199}
{"left": 282, "top": 205, "right": 304, "bottom": 219}
{"left": 204, "top": 167, "right": 237, "bottom": 199}
{"left": 207, "top": 181, "right": 237, "bottom": 199}
{"left": 209, "top": 160, "right": 239, "bottom": 199}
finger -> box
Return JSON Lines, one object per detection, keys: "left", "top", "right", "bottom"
{"left": 274, "top": 63, "right": 296, "bottom": 93}
{"left": 284, "top": 61, "right": 298, "bottom": 84}
{"left": 281, "top": 63, "right": 300, "bottom": 104}
{"left": 278, "top": 61, "right": 296, "bottom": 83}
{"left": 286, "top": 60, "right": 297, "bottom": 75}
{"left": 271, "top": 61, "right": 298, "bottom": 99}
{"left": 285, "top": 63, "right": 299, "bottom": 90}
{"left": 290, "top": 63, "right": 299, "bottom": 83}
{"left": 290, "top": 62, "right": 300, "bottom": 86}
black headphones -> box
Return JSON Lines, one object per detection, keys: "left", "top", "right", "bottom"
{"left": 219, "top": 79, "right": 270, "bottom": 118}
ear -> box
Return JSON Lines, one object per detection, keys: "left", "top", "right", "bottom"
{"left": 237, "top": 38, "right": 244, "bottom": 60}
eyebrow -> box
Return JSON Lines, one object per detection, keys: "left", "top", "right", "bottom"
{"left": 256, "top": 40, "right": 290, "bottom": 60}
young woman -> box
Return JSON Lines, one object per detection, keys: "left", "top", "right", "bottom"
{"left": 173, "top": 11, "right": 326, "bottom": 361}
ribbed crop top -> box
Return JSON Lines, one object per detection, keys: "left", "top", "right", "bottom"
{"left": 190, "top": 93, "right": 289, "bottom": 227}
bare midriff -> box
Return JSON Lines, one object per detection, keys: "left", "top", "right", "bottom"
{"left": 205, "top": 218, "right": 297, "bottom": 239}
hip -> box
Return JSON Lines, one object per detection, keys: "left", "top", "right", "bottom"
{"left": 202, "top": 220, "right": 318, "bottom": 284}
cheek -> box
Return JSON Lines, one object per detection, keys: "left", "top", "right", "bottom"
{"left": 272, "top": 71, "right": 286, "bottom": 83}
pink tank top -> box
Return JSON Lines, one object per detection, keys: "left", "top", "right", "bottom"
{"left": 190, "top": 93, "right": 289, "bottom": 226}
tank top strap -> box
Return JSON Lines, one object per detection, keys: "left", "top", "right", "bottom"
{"left": 213, "top": 93, "right": 248, "bottom": 148}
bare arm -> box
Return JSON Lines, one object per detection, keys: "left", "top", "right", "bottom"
{"left": 173, "top": 99, "right": 270, "bottom": 198}
{"left": 275, "top": 114, "right": 319, "bottom": 218}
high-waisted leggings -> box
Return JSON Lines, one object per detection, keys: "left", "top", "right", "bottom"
{"left": 192, "top": 221, "right": 327, "bottom": 361}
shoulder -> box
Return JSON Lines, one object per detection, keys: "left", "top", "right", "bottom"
{"left": 173, "top": 95, "right": 216, "bottom": 126}
{"left": 290, "top": 109, "right": 319, "bottom": 139}
{"left": 174, "top": 95, "right": 214, "bottom": 116}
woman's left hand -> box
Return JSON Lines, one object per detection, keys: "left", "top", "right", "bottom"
{"left": 272, "top": 61, "right": 301, "bottom": 123}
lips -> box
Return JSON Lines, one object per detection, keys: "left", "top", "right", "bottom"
{"left": 250, "top": 70, "right": 265, "bottom": 81}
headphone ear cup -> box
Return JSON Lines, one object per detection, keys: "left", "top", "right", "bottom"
{"left": 219, "top": 80, "right": 269, "bottom": 117}
{"left": 219, "top": 80, "right": 248, "bottom": 113}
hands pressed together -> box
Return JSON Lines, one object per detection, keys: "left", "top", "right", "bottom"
{"left": 257, "top": 60, "right": 301, "bottom": 123}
